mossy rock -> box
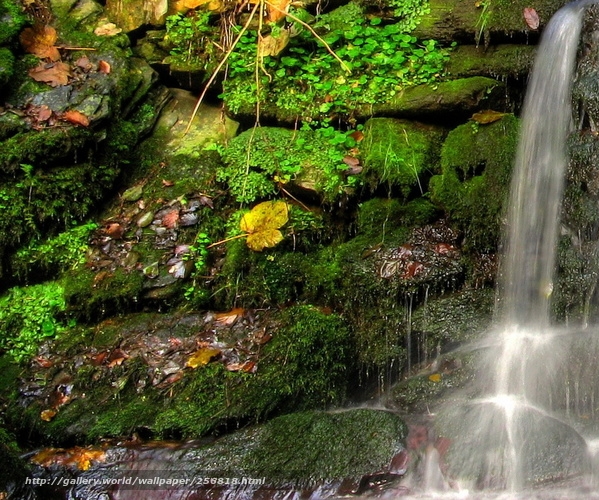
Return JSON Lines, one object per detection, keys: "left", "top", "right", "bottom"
{"left": 0, "top": 0, "right": 27, "bottom": 46}
{"left": 366, "top": 77, "right": 506, "bottom": 120}
{"left": 0, "top": 47, "right": 14, "bottom": 90}
{"left": 361, "top": 118, "right": 446, "bottom": 196}
{"left": 0, "top": 425, "right": 30, "bottom": 496}
{"left": 446, "top": 44, "right": 535, "bottom": 80}
{"left": 6, "top": 306, "right": 352, "bottom": 442}
{"left": 195, "top": 409, "right": 407, "bottom": 482}
{"left": 412, "top": 0, "right": 567, "bottom": 43}
{"left": 429, "top": 114, "right": 519, "bottom": 252}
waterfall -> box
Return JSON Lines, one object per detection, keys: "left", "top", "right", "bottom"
{"left": 500, "top": 2, "right": 585, "bottom": 326}
{"left": 438, "top": 1, "right": 599, "bottom": 493}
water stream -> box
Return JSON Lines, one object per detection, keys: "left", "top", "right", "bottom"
{"left": 436, "top": 0, "right": 599, "bottom": 494}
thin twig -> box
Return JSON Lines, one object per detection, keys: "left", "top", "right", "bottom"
{"left": 185, "top": 2, "right": 260, "bottom": 134}
{"left": 265, "top": 1, "right": 351, "bottom": 73}
{"left": 206, "top": 233, "right": 247, "bottom": 248}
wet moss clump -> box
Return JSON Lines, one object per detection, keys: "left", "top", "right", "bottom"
{"left": 361, "top": 118, "right": 445, "bottom": 196}
{"left": 429, "top": 114, "right": 519, "bottom": 252}
{"left": 155, "top": 306, "right": 351, "bottom": 438}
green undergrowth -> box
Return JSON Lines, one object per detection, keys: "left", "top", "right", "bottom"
{"left": 0, "top": 282, "right": 68, "bottom": 362}
{"left": 164, "top": 1, "right": 452, "bottom": 122}
{"left": 220, "top": 125, "right": 360, "bottom": 204}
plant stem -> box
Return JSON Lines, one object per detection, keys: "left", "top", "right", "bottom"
{"left": 206, "top": 233, "right": 247, "bottom": 248}
{"left": 185, "top": 2, "right": 260, "bottom": 134}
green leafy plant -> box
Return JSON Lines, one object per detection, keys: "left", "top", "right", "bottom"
{"left": 13, "top": 222, "right": 98, "bottom": 277}
{"left": 184, "top": 231, "right": 212, "bottom": 301}
{"left": 0, "top": 282, "right": 67, "bottom": 362}
{"left": 165, "top": 11, "right": 216, "bottom": 66}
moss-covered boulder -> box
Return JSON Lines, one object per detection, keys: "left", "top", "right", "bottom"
{"left": 361, "top": 117, "right": 445, "bottom": 196}
{"left": 28, "top": 408, "right": 407, "bottom": 497}
{"left": 413, "top": 0, "right": 567, "bottom": 43}
{"left": 429, "top": 114, "right": 519, "bottom": 252}
{"left": 367, "top": 77, "right": 506, "bottom": 119}
{"left": 5, "top": 305, "right": 351, "bottom": 442}
{"left": 446, "top": 44, "right": 535, "bottom": 80}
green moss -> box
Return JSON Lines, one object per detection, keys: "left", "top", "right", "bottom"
{"left": 0, "top": 424, "right": 29, "bottom": 493}
{"left": 63, "top": 267, "right": 145, "bottom": 321}
{"left": 361, "top": 118, "right": 445, "bottom": 196}
{"left": 0, "top": 0, "right": 27, "bottom": 46}
{"left": 357, "top": 198, "right": 438, "bottom": 239}
{"left": 0, "top": 47, "right": 14, "bottom": 89}
{"left": 220, "top": 127, "right": 351, "bottom": 204}
{"left": 239, "top": 409, "right": 407, "bottom": 481}
{"left": 0, "top": 281, "right": 67, "bottom": 362}
{"left": 429, "top": 114, "right": 519, "bottom": 252}
{"left": 155, "top": 306, "right": 351, "bottom": 438}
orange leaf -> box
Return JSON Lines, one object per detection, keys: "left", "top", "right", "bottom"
{"left": 428, "top": 373, "right": 442, "bottom": 383}
{"left": 98, "top": 60, "right": 111, "bottom": 74}
{"left": 28, "top": 61, "right": 71, "bottom": 87}
{"left": 162, "top": 209, "right": 180, "bottom": 229}
{"left": 267, "top": 0, "right": 290, "bottom": 22}
{"left": 471, "top": 109, "right": 507, "bottom": 125}
{"left": 215, "top": 307, "right": 244, "bottom": 326}
{"left": 62, "top": 109, "right": 90, "bottom": 127}
{"left": 20, "top": 25, "right": 61, "bottom": 61}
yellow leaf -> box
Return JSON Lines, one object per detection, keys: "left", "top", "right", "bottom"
{"left": 240, "top": 201, "right": 288, "bottom": 252}
{"left": 246, "top": 228, "right": 284, "bottom": 251}
{"left": 186, "top": 348, "right": 221, "bottom": 368}
{"left": 428, "top": 373, "right": 442, "bottom": 383}
{"left": 471, "top": 109, "right": 507, "bottom": 124}
{"left": 40, "top": 409, "right": 57, "bottom": 421}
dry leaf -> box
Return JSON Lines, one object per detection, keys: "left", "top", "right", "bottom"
{"left": 62, "top": 110, "right": 90, "bottom": 127}
{"left": 523, "top": 7, "right": 540, "bottom": 30}
{"left": 98, "top": 60, "right": 111, "bottom": 74}
{"left": 34, "top": 355, "right": 53, "bottom": 367}
{"left": 162, "top": 179, "right": 175, "bottom": 187}
{"left": 173, "top": 0, "right": 223, "bottom": 12}
{"left": 20, "top": 25, "right": 61, "bottom": 61}
{"left": 28, "top": 61, "right": 71, "bottom": 87}
{"left": 94, "top": 22, "right": 122, "bottom": 36}
{"left": 226, "top": 360, "right": 257, "bottom": 373}
{"left": 162, "top": 209, "right": 180, "bottom": 229}
{"left": 267, "top": 0, "right": 290, "bottom": 22}
{"left": 215, "top": 307, "right": 244, "bottom": 326}
{"left": 240, "top": 200, "right": 288, "bottom": 252}
{"left": 258, "top": 31, "right": 290, "bottom": 57}
{"left": 471, "top": 109, "right": 507, "bottom": 124}
{"left": 40, "top": 409, "right": 57, "bottom": 421}
{"left": 104, "top": 223, "right": 125, "bottom": 239}
{"left": 186, "top": 348, "right": 221, "bottom": 368}
{"left": 428, "top": 373, "right": 442, "bottom": 383}
{"left": 349, "top": 130, "right": 364, "bottom": 142}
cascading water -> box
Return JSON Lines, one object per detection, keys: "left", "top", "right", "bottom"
{"left": 438, "top": 0, "right": 599, "bottom": 494}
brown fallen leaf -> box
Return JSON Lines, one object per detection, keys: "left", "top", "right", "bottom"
{"left": 98, "top": 60, "right": 111, "bottom": 74}
{"left": 349, "top": 130, "right": 364, "bottom": 142}
{"left": 471, "top": 109, "right": 507, "bottom": 124}
{"left": 32, "top": 446, "right": 106, "bottom": 471}
{"left": 161, "top": 209, "right": 180, "bottom": 229}
{"left": 225, "top": 360, "right": 257, "bottom": 373}
{"left": 104, "top": 222, "right": 125, "bottom": 239}
{"left": 107, "top": 348, "right": 129, "bottom": 367}
{"left": 28, "top": 61, "right": 71, "bottom": 87}
{"left": 215, "top": 307, "right": 245, "bottom": 326}
{"left": 162, "top": 179, "right": 175, "bottom": 187}
{"left": 75, "top": 56, "right": 93, "bottom": 71}
{"left": 34, "top": 355, "right": 53, "bottom": 368}
{"left": 523, "top": 7, "right": 540, "bottom": 30}
{"left": 61, "top": 109, "right": 90, "bottom": 127}
{"left": 20, "top": 25, "right": 61, "bottom": 61}
{"left": 94, "top": 22, "right": 122, "bottom": 36}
